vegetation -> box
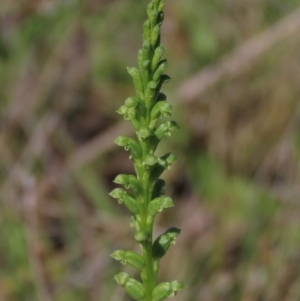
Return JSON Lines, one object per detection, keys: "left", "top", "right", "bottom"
{"left": 1, "top": 1, "right": 300, "bottom": 301}
{"left": 110, "top": 1, "right": 183, "bottom": 301}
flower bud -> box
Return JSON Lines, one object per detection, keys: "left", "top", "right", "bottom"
{"left": 138, "top": 125, "right": 152, "bottom": 139}
{"left": 153, "top": 60, "right": 167, "bottom": 82}
{"left": 114, "top": 136, "right": 142, "bottom": 159}
{"left": 114, "top": 272, "right": 129, "bottom": 286}
{"left": 152, "top": 46, "right": 164, "bottom": 71}
{"left": 148, "top": 81, "right": 158, "bottom": 89}
{"left": 127, "top": 67, "right": 144, "bottom": 99}
{"left": 109, "top": 188, "right": 139, "bottom": 214}
{"left": 122, "top": 194, "right": 139, "bottom": 214}
{"left": 148, "top": 196, "right": 174, "bottom": 216}
{"left": 116, "top": 105, "right": 127, "bottom": 115}
{"left": 153, "top": 227, "right": 181, "bottom": 259}
{"left": 143, "top": 20, "right": 151, "bottom": 40}
{"left": 152, "top": 282, "right": 172, "bottom": 301}
{"left": 151, "top": 25, "right": 160, "bottom": 47}
{"left": 125, "top": 96, "right": 139, "bottom": 108}
{"left": 158, "top": 0, "right": 166, "bottom": 12}
{"left": 114, "top": 174, "right": 142, "bottom": 194}
{"left": 147, "top": 1, "right": 155, "bottom": 19}
{"left": 140, "top": 60, "right": 150, "bottom": 85}
{"left": 150, "top": 101, "right": 172, "bottom": 124}
{"left": 152, "top": 280, "right": 185, "bottom": 301}
{"left": 171, "top": 280, "right": 185, "bottom": 293}
{"left": 124, "top": 108, "right": 136, "bottom": 120}
{"left": 114, "top": 272, "right": 145, "bottom": 300}
{"left": 109, "top": 188, "right": 124, "bottom": 200}
{"left": 143, "top": 154, "right": 157, "bottom": 167}
{"left": 127, "top": 139, "right": 142, "bottom": 158}
{"left": 114, "top": 136, "right": 128, "bottom": 147}
{"left": 150, "top": 9, "right": 159, "bottom": 28}
{"left": 158, "top": 152, "right": 178, "bottom": 170}
{"left": 153, "top": 0, "right": 160, "bottom": 9}
{"left": 154, "top": 121, "right": 179, "bottom": 139}
{"left": 150, "top": 153, "right": 178, "bottom": 181}
{"left": 145, "top": 81, "right": 158, "bottom": 103}
{"left": 111, "top": 250, "right": 145, "bottom": 270}
{"left": 138, "top": 48, "right": 144, "bottom": 70}
{"left": 147, "top": 3, "right": 158, "bottom": 27}
{"left": 142, "top": 40, "right": 151, "bottom": 62}
{"left": 130, "top": 215, "right": 140, "bottom": 230}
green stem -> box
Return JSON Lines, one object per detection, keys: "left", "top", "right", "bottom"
{"left": 139, "top": 138, "right": 156, "bottom": 301}
{"left": 141, "top": 240, "right": 155, "bottom": 301}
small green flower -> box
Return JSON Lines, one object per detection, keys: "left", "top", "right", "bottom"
{"left": 114, "top": 272, "right": 145, "bottom": 300}
{"left": 148, "top": 196, "right": 174, "bottom": 216}
{"left": 153, "top": 227, "right": 181, "bottom": 259}
{"left": 152, "top": 281, "right": 185, "bottom": 301}
{"left": 111, "top": 250, "right": 145, "bottom": 270}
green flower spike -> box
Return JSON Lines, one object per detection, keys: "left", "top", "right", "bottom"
{"left": 110, "top": 1, "right": 184, "bottom": 300}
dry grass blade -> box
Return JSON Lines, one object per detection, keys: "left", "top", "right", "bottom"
{"left": 179, "top": 7, "right": 300, "bottom": 103}
{"left": 21, "top": 173, "right": 54, "bottom": 301}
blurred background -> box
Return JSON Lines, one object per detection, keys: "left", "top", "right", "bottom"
{"left": 1, "top": 0, "right": 300, "bottom": 300}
